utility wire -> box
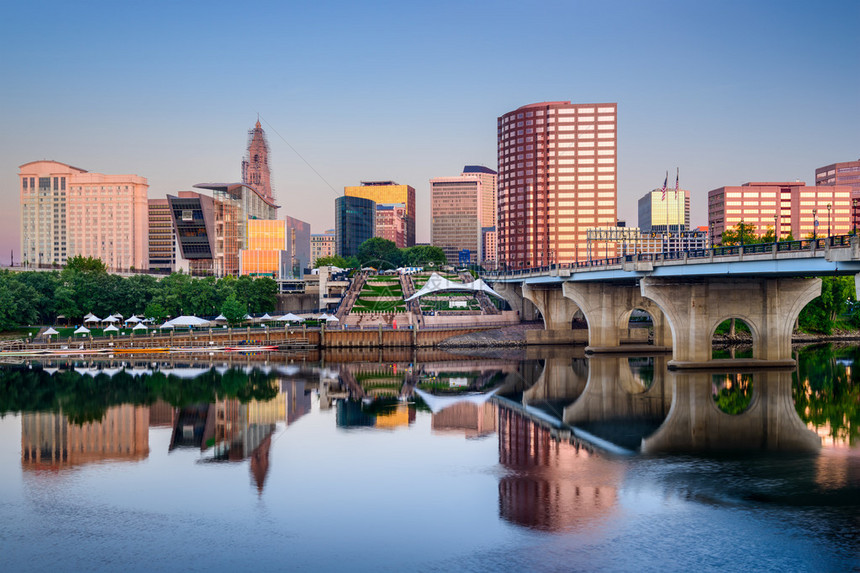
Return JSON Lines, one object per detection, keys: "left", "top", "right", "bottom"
{"left": 258, "top": 113, "right": 340, "bottom": 197}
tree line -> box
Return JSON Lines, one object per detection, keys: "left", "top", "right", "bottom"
{"left": 0, "top": 256, "right": 277, "bottom": 330}
{"left": 314, "top": 238, "right": 448, "bottom": 270}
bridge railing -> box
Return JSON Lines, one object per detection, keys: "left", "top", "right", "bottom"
{"left": 483, "top": 233, "right": 857, "bottom": 279}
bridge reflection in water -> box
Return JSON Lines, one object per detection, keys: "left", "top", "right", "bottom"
{"left": 495, "top": 354, "right": 827, "bottom": 530}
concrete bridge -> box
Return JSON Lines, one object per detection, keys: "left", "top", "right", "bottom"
{"left": 485, "top": 235, "right": 860, "bottom": 368}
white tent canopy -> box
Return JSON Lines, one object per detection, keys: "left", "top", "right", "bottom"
{"left": 277, "top": 313, "right": 304, "bottom": 322}
{"left": 260, "top": 313, "right": 274, "bottom": 321}
{"left": 43, "top": 327, "right": 59, "bottom": 336}
{"left": 84, "top": 315, "right": 102, "bottom": 323}
{"left": 317, "top": 313, "right": 333, "bottom": 320}
{"left": 133, "top": 322, "right": 148, "bottom": 331}
{"left": 404, "top": 272, "right": 505, "bottom": 302}
{"left": 74, "top": 326, "right": 91, "bottom": 335}
{"left": 213, "top": 314, "right": 227, "bottom": 321}
{"left": 324, "top": 315, "right": 339, "bottom": 322}
{"left": 159, "top": 322, "right": 175, "bottom": 329}
{"left": 83, "top": 312, "right": 96, "bottom": 320}
{"left": 104, "top": 324, "right": 119, "bottom": 333}
{"left": 125, "top": 316, "right": 141, "bottom": 324}
{"left": 102, "top": 316, "right": 120, "bottom": 323}
{"left": 167, "top": 315, "right": 210, "bottom": 327}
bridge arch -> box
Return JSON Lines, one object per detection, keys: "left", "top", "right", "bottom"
{"left": 562, "top": 282, "right": 672, "bottom": 351}
{"left": 710, "top": 317, "right": 757, "bottom": 359}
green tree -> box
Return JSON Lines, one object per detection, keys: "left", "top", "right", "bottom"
{"left": 357, "top": 237, "right": 402, "bottom": 270}
{"left": 144, "top": 302, "right": 169, "bottom": 324}
{"left": 721, "top": 222, "right": 758, "bottom": 246}
{"left": 314, "top": 255, "right": 349, "bottom": 268}
{"left": 799, "top": 276, "right": 853, "bottom": 334}
{"left": 220, "top": 294, "right": 246, "bottom": 326}
{"left": 64, "top": 255, "right": 107, "bottom": 274}
{"left": 402, "top": 245, "right": 447, "bottom": 267}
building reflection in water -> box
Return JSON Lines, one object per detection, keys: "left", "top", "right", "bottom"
{"left": 497, "top": 406, "right": 620, "bottom": 532}
{"left": 432, "top": 402, "right": 497, "bottom": 438}
{"left": 21, "top": 404, "right": 150, "bottom": 470}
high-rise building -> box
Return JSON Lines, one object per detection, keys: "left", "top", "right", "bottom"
{"left": 430, "top": 166, "right": 498, "bottom": 266}
{"left": 311, "top": 229, "right": 336, "bottom": 266}
{"left": 344, "top": 181, "right": 415, "bottom": 246}
{"left": 335, "top": 196, "right": 376, "bottom": 258}
{"left": 816, "top": 159, "right": 860, "bottom": 231}
{"left": 19, "top": 160, "right": 149, "bottom": 271}
{"left": 497, "top": 101, "right": 617, "bottom": 268}
{"left": 375, "top": 203, "right": 408, "bottom": 248}
{"left": 148, "top": 198, "right": 176, "bottom": 273}
{"left": 708, "top": 181, "right": 852, "bottom": 243}
{"left": 241, "top": 120, "right": 273, "bottom": 202}
{"left": 638, "top": 189, "right": 690, "bottom": 232}
{"left": 285, "top": 216, "right": 311, "bottom": 277}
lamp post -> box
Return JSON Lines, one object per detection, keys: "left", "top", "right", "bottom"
{"left": 710, "top": 222, "right": 715, "bottom": 248}
{"left": 813, "top": 208, "right": 817, "bottom": 240}
{"left": 774, "top": 214, "right": 779, "bottom": 243}
{"left": 854, "top": 198, "right": 858, "bottom": 235}
{"left": 827, "top": 203, "right": 831, "bottom": 238}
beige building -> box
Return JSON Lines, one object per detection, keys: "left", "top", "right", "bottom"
{"left": 498, "top": 102, "right": 617, "bottom": 267}
{"left": 19, "top": 160, "right": 149, "bottom": 270}
{"left": 311, "top": 229, "right": 335, "bottom": 266}
{"left": 431, "top": 166, "right": 497, "bottom": 265}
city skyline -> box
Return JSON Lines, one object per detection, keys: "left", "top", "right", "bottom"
{"left": 2, "top": 1, "right": 858, "bottom": 265}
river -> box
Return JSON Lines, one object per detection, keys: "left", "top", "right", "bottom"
{"left": 0, "top": 344, "right": 857, "bottom": 572}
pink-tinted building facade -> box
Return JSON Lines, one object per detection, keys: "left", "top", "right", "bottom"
{"left": 816, "top": 159, "right": 860, "bottom": 231}
{"left": 498, "top": 101, "right": 617, "bottom": 268}
{"left": 19, "top": 160, "right": 149, "bottom": 270}
{"left": 708, "top": 181, "right": 852, "bottom": 243}
{"left": 376, "top": 203, "right": 407, "bottom": 248}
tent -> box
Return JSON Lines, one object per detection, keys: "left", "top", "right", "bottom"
{"left": 277, "top": 313, "right": 304, "bottom": 322}
{"left": 260, "top": 313, "right": 274, "bottom": 322}
{"left": 104, "top": 324, "right": 119, "bottom": 333}
{"left": 324, "top": 315, "right": 340, "bottom": 322}
{"left": 83, "top": 312, "right": 96, "bottom": 320}
{"left": 159, "top": 322, "right": 175, "bottom": 329}
{"left": 404, "top": 272, "right": 505, "bottom": 302}
{"left": 133, "top": 322, "right": 148, "bottom": 331}
{"left": 317, "top": 313, "right": 332, "bottom": 320}
{"left": 102, "top": 316, "right": 120, "bottom": 323}
{"left": 168, "top": 315, "right": 210, "bottom": 327}
{"left": 125, "top": 316, "right": 141, "bottom": 325}
{"left": 74, "top": 326, "right": 91, "bottom": 335}
{"left": 43, "top": 327, "right": 59, "bottom": 336}
{"left": 213, "top": 314, "right": 227, "bottom": 322}
{"left": 111, "top": 313, "right": 123, "bottom": 320}
{"left": 84, "top": 315, "right": 102, "bottom": 323}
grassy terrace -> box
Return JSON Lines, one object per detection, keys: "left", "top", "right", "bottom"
{"left": 351, "top": 276, "right": 406, "bottom": 314}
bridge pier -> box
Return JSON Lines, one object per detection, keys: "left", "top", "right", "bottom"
{"left": 521, "top": 284, "right": 585, "bottom": 344}
{"left": 640, "top": 277, "right": 821, "bottom": 368}
{"left": 641, "top": 369, "right": 821, "bottom": 453}
{"left": 492, "top": 281, "right": 539, "bottom": 321}
{"left": 562, "top": 282, "right": 672, "bottom": 353}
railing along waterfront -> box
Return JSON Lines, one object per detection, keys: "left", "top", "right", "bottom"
{"left": 483, "top": 233, "right": 857, "bottom": 279}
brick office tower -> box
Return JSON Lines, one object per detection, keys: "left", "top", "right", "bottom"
{"left": 497, "top": 101, "right": 617, "bottom": 268}
{"left": 242, "top": 119, "right": 273, "bottom": 202}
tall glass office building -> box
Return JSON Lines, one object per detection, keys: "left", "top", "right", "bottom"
{"left": 335, "top": 196, "right": 376, "bottom": 258}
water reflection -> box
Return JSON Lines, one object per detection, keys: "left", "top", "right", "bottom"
{"left": 498, "top": 406, "right": 620, "bottom": 531}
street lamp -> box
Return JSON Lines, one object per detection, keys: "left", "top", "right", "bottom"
{"left": 813, "top": 208, "right": 817, "bottom": 240}
{"left": 827, "top": 203, "right": 831, "bottom": 238}
{"left": 854, "top": 198, "right": 858, "bottom": 235}
{"left": 774, "top": 214, "right": 779, "bottom": 243}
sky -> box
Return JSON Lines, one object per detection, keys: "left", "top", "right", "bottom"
{"left": 1, "top": 0, "right": 858, "bottom": 265}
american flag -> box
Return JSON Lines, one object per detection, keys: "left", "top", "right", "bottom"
{"left": 674, "top": 167, "right": 679, "bottom": 198}
{"left": 661, "top": 172, "right": 668, "bottom": 201}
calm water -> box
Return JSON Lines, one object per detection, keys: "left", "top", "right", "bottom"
{"left": 0, "top": 345, "right": 857, "bottom": 572}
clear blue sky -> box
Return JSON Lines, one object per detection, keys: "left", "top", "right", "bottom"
{"left": 1, "top": 0, "right": 858, "bottom": 264}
